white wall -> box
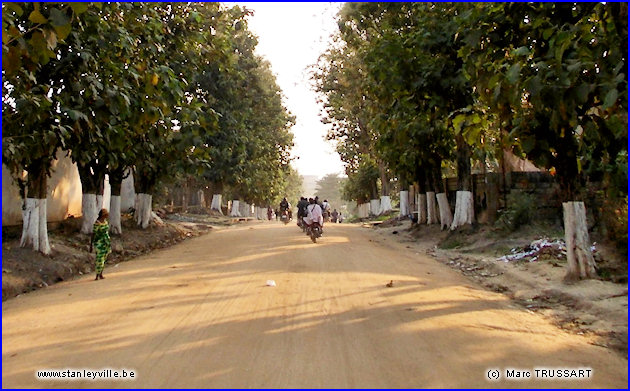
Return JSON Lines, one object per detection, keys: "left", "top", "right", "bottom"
{"left": 3, "top": 154, "right": 135, "bottom": 226}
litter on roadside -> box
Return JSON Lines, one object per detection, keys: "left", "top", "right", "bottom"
{"left": 266, "top": 280, "right": 276, "bottom": 287}
{"left": 497, "top": 238, "right": 567, "bottom": 263}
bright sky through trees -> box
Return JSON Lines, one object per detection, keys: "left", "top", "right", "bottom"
{"left": 228, "top": 2, "right": 345, "bottom": 178}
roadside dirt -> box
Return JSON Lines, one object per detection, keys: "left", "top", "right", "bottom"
{"left": 367, "top": 218, "right": 628, "bottom": 357}
{"left": 2, "top": 221, "right": 626, "bottom": 388}
{"left": 1, "top": 213, "right": 232, "bottom": 301}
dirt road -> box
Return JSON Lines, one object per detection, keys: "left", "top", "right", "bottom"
{"left": 2, "top": 222, "right": 627, "bottom": 388}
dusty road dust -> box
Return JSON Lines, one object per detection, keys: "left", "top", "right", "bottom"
{"left": 2, "top": 222, "right": 627, "bottom": 388}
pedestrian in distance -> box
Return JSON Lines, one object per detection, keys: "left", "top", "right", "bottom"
{"left": 90, "top": 208, "right": 111, "bottom": 280}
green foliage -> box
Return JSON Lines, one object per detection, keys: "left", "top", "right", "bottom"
{"left": 599, "top": 196, "right": 628, "bottom": 256}
{"left": 315, "top": 174, "right": 347, "bottom": 210}
{"left": 496, "top": 192, "right": 538, "bottom": 232}
{"left": 458, "top": 3, "right": 628, "bottom": 199}
{"left": 341, "top": 156, "right": 379, "bottom": 204}
{"left": 3, "top": 2, "right": 295, "bottom": 209}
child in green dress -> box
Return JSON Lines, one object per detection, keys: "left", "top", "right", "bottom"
{"left": 90, "top": 209, "right": 111, "bottom": 280}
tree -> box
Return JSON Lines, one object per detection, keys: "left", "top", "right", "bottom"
{"left": 458, "top": 3, "right": 627, "bottom": 280}
{"left": 315, "top": 174, "right": 346, "bottom": 211}
{"left": 3, "top": 2, "right": 94, "bottom": 253}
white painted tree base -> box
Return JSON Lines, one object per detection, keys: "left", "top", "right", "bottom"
{"left": 436, "top": 192, "right": 453, "bottom": 230}
{"left": 417, "top": 194, "right": 427, "bottom": 224}
{"left": 379, "top": 196, "right": 392, "bottom": 215}
{"left": 426, "top": 192, "right": 438, "bottom": 225}
{"left": 134, "top": 193, "right": 153, "bottom": 229}
{"left": 370, "top": 199, "right": 380, "bottom": 216}
{"left": 211, "top": 194, "right": 223, "bottom": 214}
{"left": 450, "top": 190, "right": 474, "bottom": 230}
{"left": 110, "top": 196, "right": 122, "bottom": 235}
{"left": 20, "top": 198, "right": 51, "bottom": 255}
{"left": 358, "top": 203, "right": 370, "bottom": 218}
{"left": 230, "top": 200, "right": 241, "bottom": 217}
{"left": 81, "top": 194, "right": 98, "bottom": 234}
{"left": 239, "top": 202, "right": 251, "bottom": 217}
{"left": 399, "top": 191, "right": 409, "bottom": 217}
{"left": 563, "top": 201, "right": 597, "bottom": 281}
{"left": 96, "top": 194, "right": 104, "bottom": 211}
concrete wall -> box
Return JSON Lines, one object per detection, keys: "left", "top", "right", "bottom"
{"left": 2, "top": 152, "right": 83, "bottom": 226}
{"left": 2, "top": 154, "right": 135, "bottom": 226}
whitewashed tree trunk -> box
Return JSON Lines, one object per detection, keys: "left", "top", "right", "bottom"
{"left": 426, "top": 192, "right": 438, "bottom": 225}
{"left": 379, "top": 195, "right": 392, "bottom": 215}
{"left": 197, "top": 189, "right": 205, "bottom": 207}
{"left": 563, "top": 201, "right": 597, "bottom": 281}
{"left": 211, "top": 194, "right": 223, "bottom": 214}
{"left": 20, "top": 198, "right": 40, "bottom": 251}
{"left": 436, "top": 193, "right": 453, "bottom": 230}
{"left": 239, "top": 202, "right": 250, "bottom": 217}
{"left": 399, "top": 191, "right": 409, "bottom": 217}
{"left": 135, "top": 193, "right": 144, "bottom": 226}
{"left": 38, "top": 199, "right": 51, "bottom": 254}
{"left": 230, "top": 200, "right": 241, "bottom": 217}
{"left": 370, "top": 199, "right": 380, "bottom": 216}
{"left": 81, "top": 194, "right": 98, "bottom": 234}
{"left": 357, "top": 203, "right": 368, "bottom": 218}
{"left": 96, "top": 194, "right": 104, "bottom": 211}
{"left": 140, "top": 194, "right": 152, "bottom": 229}
{"left": 417, "top": 194, "right": 427, "bottom": 224}
{"left": 450, "top": 190, "right": 474, "bottom": 230}
{"left": 110, "top": 195, "right": 122, "bottom": 235}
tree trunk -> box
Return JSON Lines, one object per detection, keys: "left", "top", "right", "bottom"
{"left": 77, "top": 161, "right": 105, "bottom": 234}
{"left": 182, "top": 180, "right": 189, "bottom": 213}
{"left": 450, "top": 191, "right": 474, "bottom": 230}
{"left": 370, "top": 199, "right": 380, "bottom": 216}
{"left": 230, "top": 200, "right": 241, "bottom": 217}
{"left": 81, "top": 194, "right": 98, "bottom": 234}
{"left": 399, "top": 191, "right": 409, "bottom": 217}
{"left": 109, "top": 168, "right": 124, "bottom": 235}
{"left": 379, "top": 196, "right": 392, "bottom": 215}
{"left": 20, "top": 163, "right": 51, "bottom": 255}
{"left": 110, "top": 196, "right": 122, "bottom": 235}
{"left": 358, "top": 203, "right": 370, "bottom": 218}
{"left": 378, "top": 160, "right": 390, "bottom": 196}
{"left": 436, "top": 193, "right": 453, "bottom": 230}
{"left": 211, "top": 194, "right": 223, "bottom": 214}
{"left": 451, "top": 133, "right": 474, "bottom": 230}
{"left": 426, "top": 192, "right": 438, "bottom": 225}
{"left": 135, "top": 193, "right": 153, "bottom": 229}
{"left": 21, "top": 198, "right": 40, "bottom": 252}
{"left": 427, "top": 161, "right": 453, "bottom": 229}
{"left": 563, "top": 201, "right": 597, "bottom": 282}
{"left": 418, "top": 193, "right": 427, "bottom": 224}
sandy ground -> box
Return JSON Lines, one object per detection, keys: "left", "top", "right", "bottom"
{"left": 2, "top": 221, "right": 627, "bottom": 388}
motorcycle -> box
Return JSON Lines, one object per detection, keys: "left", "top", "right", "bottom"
{"left": 306, "top": 222, "right": 322, "bottom": 243}
{"left": 280, "top": 209, "right": 290, "bottom": 225}
{"left": 297, "top": 217, "right": 307, "bottom": 232}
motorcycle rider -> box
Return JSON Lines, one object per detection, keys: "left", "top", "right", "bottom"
{"left": 321, "top": 199, "right": 331, "bottom": 221}
{"left": 279, "top": 197, "right": 291, "bottom": 221}
{"left": 296, "top": 197, "right": 309, "bottom": 227}
{"left": 303, "top": 197, "right": 323, "bottom": 234}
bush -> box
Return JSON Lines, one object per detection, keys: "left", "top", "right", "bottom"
{"left": 599, "top": 196, "right": 628, "bottom": 256}
{"left": 496, "top": 191, "right": 537, "bottom": 232}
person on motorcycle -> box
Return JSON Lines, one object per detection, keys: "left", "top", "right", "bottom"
{"left": 279, "top": 197, "right": 291, "bottom": 221}
{"left": 296, "top": 197, "right": 309, "bottom": 226}
{"left": 303, "top": 197, "right": 323, "bottom": 234}
{"left": 321, "top": 199, "right": 331, "bottom": 221}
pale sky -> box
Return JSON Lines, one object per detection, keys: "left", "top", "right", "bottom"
{"left": 227, "top": 2, "right": 345, "bottom": 179}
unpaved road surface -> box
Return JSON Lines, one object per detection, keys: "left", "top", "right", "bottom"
{"left": 2, "top": 222, "right": 627, "bottom": 388}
